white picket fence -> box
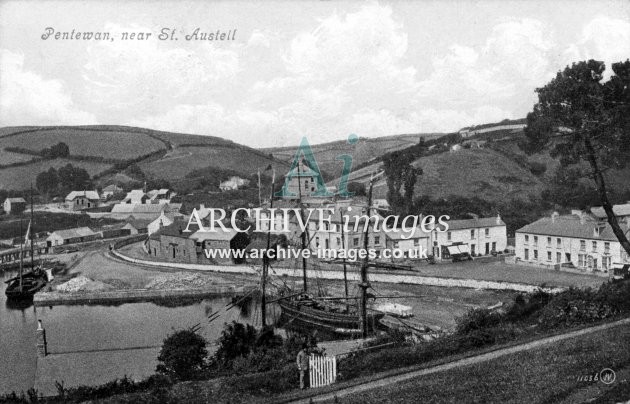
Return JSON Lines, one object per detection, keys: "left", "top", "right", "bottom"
{"left": 309, "top": 354, "right": 337, "bottom": 388}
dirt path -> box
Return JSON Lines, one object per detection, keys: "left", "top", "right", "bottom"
{"left": 285, "top": 317, "right": 630, "bottom": 404}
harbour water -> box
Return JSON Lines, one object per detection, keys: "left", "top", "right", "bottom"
{"left": 0, "top": 269, "right": 270, "bottom": 396}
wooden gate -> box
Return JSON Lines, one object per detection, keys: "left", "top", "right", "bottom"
{"left": 309, "top": 354, "right": 337, "bottom": 388}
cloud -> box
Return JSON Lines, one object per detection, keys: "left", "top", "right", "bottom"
{"left": 580, "top": 16, "right": 630, "bottom": 71}
{"left": 0, "top": 49, "right": 96, "bottom": 125}
{"left": 82, "top": 23, "right": 240, "bottom": 113}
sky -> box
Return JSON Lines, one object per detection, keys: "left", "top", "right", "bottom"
{"left": 0, "top": 0, "right": 629, "bottom": 147}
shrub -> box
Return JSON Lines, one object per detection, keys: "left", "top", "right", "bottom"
{"left": 455, "top": 308, "right": 502, "bottom": 335}
{"left": 157, "top": 328, "right": 208, "bottom": 380}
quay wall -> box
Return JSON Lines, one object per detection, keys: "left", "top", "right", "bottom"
{"left": 34, "top": 285, "right": 256, "bottom": 306}
{"left": 111, "top": 250, "right": 563, "bottom": 294}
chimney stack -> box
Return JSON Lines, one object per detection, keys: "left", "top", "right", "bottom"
{"left": 496, "top": 213, "right": 501, "bottom": 225}
{"left": 551, "top": 211, "right": 559, "bottom": 223}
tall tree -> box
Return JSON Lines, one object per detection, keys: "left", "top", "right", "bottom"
{"left": 523, "top": 59, "right": 630, "bottom": 255}
{"left": 383, "top": 150, "right": 421, "bottom": 214}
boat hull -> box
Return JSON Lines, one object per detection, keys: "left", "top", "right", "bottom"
{"left": 5, "top": 278, "right": 46, "bottom": 299}
{"left": 279, "top": 300, "right": 383, "bottom": 336}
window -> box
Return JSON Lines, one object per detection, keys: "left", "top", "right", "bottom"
{"left": 471, "top": 229, "right": 475, "bottom": 239}
{"left": 557, "top": 238, "right": 561, "bottom": 248}
{"left": 524, "top": 235, "right": 529, "bottom": 244}
{"left": 353, "top": 237, "right": 359, "bottom": 246}
{"left": 547, "top": 237, "right": 552, "bottom": 246}
{"left": 605, "top": 242, "right": 610, "bottom": 254}
{"left": 374, "top": 236, "right": 380, "bottom": 245}
{"left": 393, "top": 241, "right": 399, "bottom": 249}
{"left": 580, "top": 240, "right": 586, "bottom": 250}
{"left": 315, "top": 237, "right": 320, "bottom": 248}
{"left": 592, "top": 241, "right": 597, "bottom": 252}
{"left": 565, "top": 253, "right": 571, "bottom": 262}
{"left": 413, "top": 238, "right": 419, "bottom": 246}
{"left": 556, "top": 252, "right": 561, "bottom": 263}
{"left": 533, "top": 250, "right": 538, "bottom": 260}
{"left": 578, "top": 254, "right": 587, "bottom": 268}
{"left": 485, "top": 228, "right": 490, "bottom": 237}
{"left": 603, "top": 256, "right": 612, "bottom": 269}
{"left": 492, "top": 242, "right": 496, "bottom": 251}
{"left": 447, "top": 231, "right": 452, "bottom": 241}
{"left": 547, "top": 251, "right": 552, "bottom": 261}
{"left": 533, "top": 236, "right": 538, "bottom": 246}
{"left": 336, "top": 237, "right": 341, "bottom": 246}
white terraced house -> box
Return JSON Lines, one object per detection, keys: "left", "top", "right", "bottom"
{"left": 431, "top": 215, "right": 507, "bottom": 260}
{"left": 515, "top": 210, "right": 630, "bottom": 272}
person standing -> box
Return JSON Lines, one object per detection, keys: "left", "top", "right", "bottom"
{"left": 297, "top": 343, "right": 309, "bottom": 389}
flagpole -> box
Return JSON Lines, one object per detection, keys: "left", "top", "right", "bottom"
{"left": 257, "top": 169, "right": 262, "bottom": 206}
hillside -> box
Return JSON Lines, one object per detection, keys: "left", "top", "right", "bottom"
{"left": 0, "top": 126, "right": 288, "bottom": 191}
{"left": 339, "top": 147, "right": 545, "bottom": 201}
{"left": 264, "top": 133, "right": 444, "bottom": 180}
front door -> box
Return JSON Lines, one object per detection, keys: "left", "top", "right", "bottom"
{"left": 470, "top": 244, "right": 476, "bottom": 255}
{"left": 485, "top": 243, "right": 489, "bottom": 255}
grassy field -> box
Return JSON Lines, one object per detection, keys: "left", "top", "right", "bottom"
{"left": 343, "top": 147, "right": 544, "bottom": 201}
{"left": 0, "top": 127, "right": 166, "bottom": 160}
{"left": 0, "top": 159, "right": 112, "bottom": 190}
{"left": 337, "top": 322, "right": 630, "bottom": 404}
{"left": 0, "top": 150, "right": 36, "bottom": 165}
{"left": 266, "top": 134, "right": 442, "bottom": 180}
{"left": 140, "top": 145, "right": 287, "bottom": 181}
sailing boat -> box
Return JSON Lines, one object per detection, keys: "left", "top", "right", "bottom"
{"left": 5, "top": 189, "right": 48, "bottom": 299}
{"left": 276, "top": 170, "right": 384, "bottom": 337}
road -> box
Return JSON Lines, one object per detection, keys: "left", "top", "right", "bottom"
{"left": 286, "top": 317, "right": 630, "bottom": 403}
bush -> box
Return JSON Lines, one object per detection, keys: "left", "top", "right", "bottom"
{"left": 455, "top": 308, "right": 502, "bottom": 335}
{"left": 157, "top": 328, "right": 208, "bottom": 380}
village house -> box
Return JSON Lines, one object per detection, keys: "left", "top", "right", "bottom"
{"left": 384, "top": 226, "right": 432, "bottom": 260}
{"left": 219, "top": 177, "right": 250, "bottom": 192}
{"left": 65, "top": 191, "right": 100, "bottom": 211}
{"left": 147, "top": 211, "right": 184, "bottom": 235}
{"left": 109, "top": 203, "right": 179, "bottom": 220}
{"left": 190, "top": 228, "right": 250, "bottom": 264}
{"left": 99, "top": 224, "right": 132, "bottom": 239}
{"left": 101, "top": 184, "right": 123, "bottom": 200}
{"left": 515, "top": 211, "right": 630, "bottom": 272}
{"left": 147, "top": 221, "right": 198, "bottom": 263}
{"left": 432, "top": 215, "right": 507, "bottom": 260}
{"left": 3, "top": 197, "right": 26, "bottom": 214}
{"left": 46, "top": 227, "right": 100, "bottom": 246}
{"left": 278, "top": 161, "right": 325, "bottom": 199}
{"left": 146, "top": 188, "right": 174, "bottom": 204}
{"left": 122, "top": 189, "right": 149, "bottom": 204}
{"left": 122, "top": 217, "right": 153, "bottom": 235}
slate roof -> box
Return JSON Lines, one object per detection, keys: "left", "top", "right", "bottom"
{"left": 591, "top": 204, "right": 630, "bottom": 219}
{"left": 447, "top": 217, "right": 505, "bottom": 230}
{"left": 5, "top": 197, "right": 26, "bottom": 204}
{"left": 65, "top": 191, "right": 100, "bottom": 201}
{"left": 190, "top": 228, "right": 239, "bottom": 242}
{"left": 111, "top": 204, "right": 168, "bottom": 214}
{"left": 157, "top": 221, "right": 199, "bottom": 238}
{"left": 48, "top": 227, "right": 97, "bottom": 240}
{"left": 516, "top": 214, "right": 627, "bottom": 241}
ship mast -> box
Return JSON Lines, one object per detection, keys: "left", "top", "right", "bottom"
{"left": 339, "top": 207, "right": 349, "bottom": 302}
{"left": 19, "top": 219, "right": 23, "bottom": 292}
{"left": 297, "top": 162, "right": 308, "bottom": 292}
{"left": 261, "top": 170, "right": 275, "bottom": 328}
{"left": 359, "top": 172, "right": 379, "bottom": 338}
{"left": 30, "top": 185, "right": 34, "bottom": 271}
